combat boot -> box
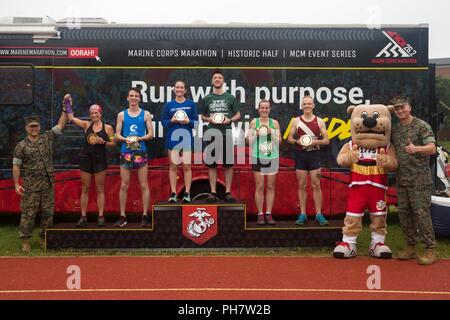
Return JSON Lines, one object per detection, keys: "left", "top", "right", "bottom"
{"left": 416, "top": 247, "right": 437, "bottom": 265}
{"left": 22, "top": 240, "right": 31, "bottom": 254}
{"left": 397, "top": 245, "right": 416, "bottom": 260}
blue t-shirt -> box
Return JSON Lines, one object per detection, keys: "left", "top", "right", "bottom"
{"left": 161, "top": 99, "right": 198, "bottom": 150}
{"left": 120, "top": 109, "right": 147, "bottom": 152}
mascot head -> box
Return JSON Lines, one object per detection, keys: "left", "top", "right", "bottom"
{"left": 348, "top": 104, "right": 394, "bottom": 149}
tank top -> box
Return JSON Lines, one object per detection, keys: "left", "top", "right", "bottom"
{"left": 349, "top": 141, "right": 389, "bottom": 190}
{"left": 82, "top": 122, "right": 108, "bottom": 155}
{"left": 121, "top": 109, "right": 147, "bottom": 152}
{"left": 296, "top": 115, "right": 321, "bottom": 152}
{"left": 252, "top": 118, "right": 279, "bottom": 159}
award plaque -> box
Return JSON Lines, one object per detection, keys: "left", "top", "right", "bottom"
{"left": 258, "top": 124, "right": 269, "bottom": 136}
{"left": 212, "top": 113, "right": 225, "bottom": 124}
{"left": 126, "top": 136, "right": 140, "bottom": 150}
{"left": 174, "top": 110, "right": 188, "bottom": 121}
{"left": 87, "top": 133, "right": 98, "bottom": 145}
{"left": 300, "top": 135, "right": 313, "bottom": 147}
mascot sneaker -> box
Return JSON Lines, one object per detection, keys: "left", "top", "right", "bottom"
{"left": 369, "top": 242, "right": 392, "bottom": 259}
{"left": 333, "top": 242, "right": 357, "bottom": 259}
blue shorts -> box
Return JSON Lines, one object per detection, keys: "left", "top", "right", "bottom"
{"left": 295, "top": 150, "right": 321, "bottom": 171}
{"left": 120, "top": 151, "right": 148, "bottom": 170}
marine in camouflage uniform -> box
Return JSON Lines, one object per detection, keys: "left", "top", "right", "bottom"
{"left": 13, "top": 99, "right": 69, "bottom": 250}
{"left": 391, "top": 97, "right": 437, "bottom": 254}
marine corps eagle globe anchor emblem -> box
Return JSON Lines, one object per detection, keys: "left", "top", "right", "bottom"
{"left": 187, "top": 208, "right": 215, "bottom": 238}
{"left": 182, "top": 206, "right": 218, "bottom": 245}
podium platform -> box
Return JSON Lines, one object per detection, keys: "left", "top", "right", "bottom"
{"left": 45, "top": 203, "right": 343, "bottom": 250}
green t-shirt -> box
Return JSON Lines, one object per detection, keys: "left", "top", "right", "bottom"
{"left": 202, "top": 92, "right": 240, "bottom": 135}
{"left": 391, "top": 117, "right": 436, "bottom": 186}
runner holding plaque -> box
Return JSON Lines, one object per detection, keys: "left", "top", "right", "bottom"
{"left": 201, "top": 70, "right": 241, "bottom": 203}
{"left": 161, "top": 80, "right": 199, "bottom": 204}
{"left": 287, "top": 96, "right": 330, "bottom": 226}
{"left": 247, "top": 99, "right": 280, "bottom": 225}
{"left": 115, "top": 88, "right": 154, "bottom": 228}
{"left": 64, "top": 100, "right": 115, "bottom": 228}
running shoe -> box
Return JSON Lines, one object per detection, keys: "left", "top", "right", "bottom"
{"left": 265, "top": 214, "right": 276, "bottom": 225}
{"left": 206, "top": 193, "right": 218, "bottom": 203}
{"left": 114, "top": 215, "right": 127, "bottom": 227}
{"left": 141, "top": 214, "right": 151, "bottom": 227}
{"left": 97, "top": 216, "right": 105, "bottom": 227}
{"left": 295, "top": 213, "right": 308, "bottom": 225}
{"left": 168, "top": 193, "right": 178, "bottom": 203}
{"left": 224, "top": 192, "right": 236, "bottom": 203}
{"left": 256, "top": 214, "right": 265, "bottom": 225}
{"left": 182, "top": 192, "right": 191, "bottom": 203}
{"left": 315, "top": 213, "right": 329, "bottom": 226}
{"left": 76, "top": 216, "right": 88, "bottom": 228}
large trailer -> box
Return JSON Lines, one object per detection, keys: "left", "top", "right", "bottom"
{"left": 0, "top": 18, "right": 435, "bottom": 217}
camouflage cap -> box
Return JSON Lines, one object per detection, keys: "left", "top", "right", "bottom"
{"left": 390, "top": 96, "right": 410, "bottom": 107}
{"left": 25, "top": 116, "right": 40, "bottom": 126}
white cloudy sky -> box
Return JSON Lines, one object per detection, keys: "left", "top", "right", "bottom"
{"left": 2, "top": 0, "right": 449, "bottom": 58}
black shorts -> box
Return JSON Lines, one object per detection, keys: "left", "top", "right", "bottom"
{"left": 294, "top": 150, "right": 321, "bottom": 171}
{"left": 203, "top": 133, "right": 234, "bottom": 168}
{"left": 251, "top": 157, "right": 279, "bottom": 175}
{"left": 79, "top": 152, "right": 108, "bottom": 174}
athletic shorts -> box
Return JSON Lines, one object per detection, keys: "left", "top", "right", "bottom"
{"left": 251, "top": 157, "right": 279, "bottom": 175}
{"left": 120, "top": 151, "right": 148, "bottom": 170}
{"left": 346, "top": 184, "right": 387, "bottom": 217}
{"left": 203, "top": 134, "right": 234, "bottom": 168}
{"left": 294, "top": 150, "right": 321, "bottom": 171}
{"left": 79, "top": 152, "right": 108, "bottom": 174}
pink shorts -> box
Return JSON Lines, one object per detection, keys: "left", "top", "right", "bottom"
{"left": 346, "top": 184, "right": 387, "bottom": 217}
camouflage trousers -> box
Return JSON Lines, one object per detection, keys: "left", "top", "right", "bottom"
{"left": 397, "top": 184, "right": 437, "bottom": 248}
{"left": 19, "top": 188, "right": 54, "bottom": 239}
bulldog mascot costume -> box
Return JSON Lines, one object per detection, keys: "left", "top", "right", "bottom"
{"left": 333, "top": 104, "right": 398, "bottom": 259}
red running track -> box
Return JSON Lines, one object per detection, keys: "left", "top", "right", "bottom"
{"left": 0, "top": 256, "right": 449, "bottom": 300}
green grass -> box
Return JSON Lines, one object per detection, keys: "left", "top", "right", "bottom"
{"left": 438, "top": 140, "right": 450, "bottom": 151}
{"left": 1, "top": 221, "right": 450, "bottom": 258}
